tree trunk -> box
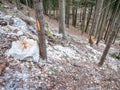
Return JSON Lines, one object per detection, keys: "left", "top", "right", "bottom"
{"left": 81, "top": 0, "right": 87, "bottom": 34}
{"left": 43, "top": 0, "right": 47, "bottom": 15}
{"left": 66, "top": 0, "right": 70, "bottom": 28}
{"left": 89, "top": 0, "right": 104, "bottom": 43}
{"left": 98, "top": 0, "right": 120, "bottom": 66}
{"left": 104, "top": 13, "right": 114, "bottom": 43}
{"left": 34, "top": 0, "right": 47, "bottom": 60}
{"left": 16, "top": 0, "right": 21, "bottom": 10}
{"left": 59, "top": 0, "right": 66, "bottom": 39}
{"left": 8, "top": 0, "right": 12, "bottom": 3}
{"left": 89, "top": 0, "right": 104, "bottom": 45}
{"left": 93, "top": 0, "right": 104, "bottom": 36}
{"left": 25, "top": 0, "right": 29, "bottom": 16}
{"left": 84, "top": 5, "right": 93, "bottom": 33}
{"left": 72, "top": 1, "right": 76, "bottom": 27}
{"left": 112, "top": 14, "right": 120, "bottom": 44}
{"left": 96, "top": 0, "right": 110, "bottom": 45}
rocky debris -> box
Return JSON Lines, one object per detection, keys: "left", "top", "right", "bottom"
{"left": 0, "top": 61, "right": 7, "bottom": 75}
{"left": 12, "top": 17, "right": 26, "bottom": 28}
{"left": 0, "top": 5, "right": 120, "bottom": 90}
{"left": 0, "top": 21, "right": 7, "bottom": 26}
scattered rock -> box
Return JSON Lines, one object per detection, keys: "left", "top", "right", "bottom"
{"left": 0, "top": 21, "right": 7, "bottom": 26}
{"left": 6, "top": 39, "right": 39, "bottom": 62}
{"left": 39, "top": 83, "right": 49, "bottom": 90}
{"left": 0, "top": 61, "right": 7, "bottom": 75}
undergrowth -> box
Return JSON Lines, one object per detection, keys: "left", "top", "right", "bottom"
{"left": 110, "top": 53, "right": 120, "bottom": 60}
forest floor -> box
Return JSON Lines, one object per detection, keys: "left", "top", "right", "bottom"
{"left": 0, "top": 2, "right": 120, "bottom": 90}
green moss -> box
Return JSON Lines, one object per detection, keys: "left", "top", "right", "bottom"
{"left": 0, "top": 4, "right": 6, "bottom": 12}
{"left": 116, "top": 36, "right": 120, "bottom": 40}
{"left": 45, "top": 23, "right": 53, "bottom": 36}
{"left": 49, "top": 67, "right": 58, "bottom": 75}
{"left": 110, "top": 53, "right": 120, "bottom": 60}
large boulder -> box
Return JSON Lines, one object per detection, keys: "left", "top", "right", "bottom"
{"left": 6, "top": 39, "right": 39, "bottom": 62}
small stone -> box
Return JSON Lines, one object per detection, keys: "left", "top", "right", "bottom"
{"left": 39, "top": 83, "right": 48, "bottom": 90}
{"left": 17, "top": 31, "right": 23, "bottom": 36}
{"left": 0, "top": 21, "right": 7, "bottom": 26}
{"left": 58, "top": 86, "right": 67, "bottom": 90}
{"left": 0, "top": 61, "right": 7, "bottom": 75}
{"left": 87, "top": 87, "right": 96, "bottom": 90}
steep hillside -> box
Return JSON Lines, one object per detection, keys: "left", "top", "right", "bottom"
{"left": 0, "top": 2, "right": 120, "bottom": 90}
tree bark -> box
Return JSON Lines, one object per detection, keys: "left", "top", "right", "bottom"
{"left": 66, "top": 0, "right": 70, "bottom": 28}
{"left": 89, "top": 0, "right": 104, "bottom": 45}
{"left": 34, "top": 0, "right": 47, "bottom": 60}
{"left": 96, "top": 0, "right": 110, "bottom": 45}
{"left": 93, "top": 0, "right": 104, "bottom": 36}
{"left": 81, "top": 0, "right": 87, "bottom": 34}
{"left": 72, "top": 0, "right": 77, "bottom": 27}
{"left": 112, "top": 13, "right": 120, "bottom": 44}
{"left": 98, "top": 0, "right": 120, "bottom": 66}
{"left": 16, "top": 0, "right": 21, "bottom": 10}
{"left": 25, "top": 0, "right": 30, "bottom": 16}
{"left": 59, "top": 0, "right": 66, "bottom": 39}
{"left": 84, "top": 5, "right": 93, "bottom": 33}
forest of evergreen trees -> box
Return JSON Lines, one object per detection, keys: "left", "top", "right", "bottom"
{"left": 0, "top": 0, "right": 120, "bottom": 89}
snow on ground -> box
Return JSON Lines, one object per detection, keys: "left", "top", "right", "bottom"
{"left": 0, "top": 4, "right": 120, "bottom": 90}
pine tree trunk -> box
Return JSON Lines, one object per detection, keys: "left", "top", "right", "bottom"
{"left": 104, "top": 13, "right": 114, "bottom": 43}
{"left": 112, "top": 19, "right": 120, "bottom": 44}
{"left": 80, "top": 7, "right": 84, "bottom": 30}
{"left": 89, "top": 0, "right": 104, "bottom": 45}
{"left": 96, "top": 0, "right": 110, "bottom": 45}
{"left": 98, "top": 0, "right": 120, "bottom": 66}
{"left": 43, "top": 0, "right": 47, "bottom": 15}
{"left": 93, "top": 0, "right": 104, "bottom": 36}
{"left": 34, "top": 0, "right": 47, "bottom": 60}
{"left": 72, "top": 1, "right": 75, "bottom": 27}
{"left": 95, "top": 9, "right": 105, "bottom": 38}
{"left": 25, "top": 0, "right": 29, "bottom": 16}
{"left": 59, "top": 0, "right": 66, "bottom": 39}
{"left": 8, "top": 0, "right": 12, "bottom": 3}
{"left": 16, "top": 0, "right": 21, "bottom": 10}
{"left": 84, "top": 5, "right": 93, "bottom": 33}
{"left": 66, "top": 0, "right": 70, "bottom": 28}
{"left": 81, "top": 0, "right": 87, "bottom": 34}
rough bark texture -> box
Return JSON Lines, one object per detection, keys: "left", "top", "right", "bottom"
{"left": 89, "top": 0, "right": 104, "bottom": 46}
{"left": 34, "top": 0, "right": 47, "bottom": 60}
{"left": 96, "top": 0, "right": 110, "bottom": 45}
{"left": 72, "top": 0, "right": 77, "bottom": 27}
{"left": 59, "top": 0, "right": 66, "bottom": 39}
{"left": 66, "top": 0, "right": 70, "bottom": 28}
{"left": 25, "top": 0, "right": 30, "bottom": 16}
{"left": 81, "top": 0, "right": 87, "bottom": 34}
{"left": 104, "top": 0, "right": 119, "bottom": 43}
{"left": 94, "top": 0, "right": 104, "bottom": 36}
{"left": 84, "top": 5, "right": 93, "bottom": 33}
{"left": 98, "top": 1, "right": 120, "bottom": 66}
{"left": 90, "top": 0, "right": 104, "bottom": 42}
{"left": 16, "top": 0, "right": 21, "bottom": 10}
